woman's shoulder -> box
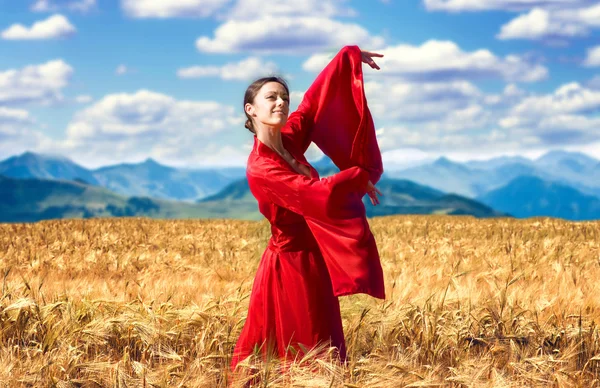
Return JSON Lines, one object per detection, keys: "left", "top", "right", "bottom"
{"left": 246, "top": 151, "right": 277, "bottom": 180}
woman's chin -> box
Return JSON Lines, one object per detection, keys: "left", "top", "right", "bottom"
{"left": 263, "top": 118, "right": 288, "bottom": 128}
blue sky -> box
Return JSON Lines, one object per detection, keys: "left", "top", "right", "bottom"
{"left": 1, "top": 0, "right": 599, "bottom": 169}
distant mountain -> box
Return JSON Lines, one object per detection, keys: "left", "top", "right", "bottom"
{"left": 387, "top": 157, "right": 489, "bottom": 197}
{"left": 477, "top": 176, "right": 600, "bottom": 220}
{"left": 0, "top": 152, "right": 246, "bottom": 202}
{"left": 530, "top": 150, "right": 600, "bottom": 197}
{"left": 535, "top": 150, "right": 599, "bottom": 172}
{"left": 363, "top": 178, "right": 504, "bottom": 218}
{"left": 93, "top": 158, "right": 244, "bottom": 201}
{"left": 388, "top": 150, "right": 600, "bottom": 201}
{"left": 0, "top": 152, "right": 99, "bottom": 185}
{"left": 199, "top": 179, "right": 255, "bottom": 203}
{"left": 0, "top": 175, "right": 260, "bottom": 223}
{"left": 199, "top": 175, "right": 505, "bottom": 219}
{"left": 465, "top": 155, "right": 534, "bottom": 171}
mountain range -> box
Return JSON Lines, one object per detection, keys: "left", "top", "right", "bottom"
{"left": 1, "top": 149, "right": 600, "bottom": 222}
{"left": 0, "top": 152, "right": 245, "bottom": 202}
{"left": 389, "top": 150, "right": 600, "bottom": 200}
{"left": 0, "top": 174, "right": 261, "bottom": 223}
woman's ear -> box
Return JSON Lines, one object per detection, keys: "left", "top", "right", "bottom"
{"left": 245, "top": 103, "right": 255, "bottom": 117}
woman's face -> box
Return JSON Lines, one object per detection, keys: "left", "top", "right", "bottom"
{"left": 245, "top": 81, "right": 289, "bottom": 131}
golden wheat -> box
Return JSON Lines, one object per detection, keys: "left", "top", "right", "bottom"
{"left": 1, "top": 216, "right": 600, "bottom": 387}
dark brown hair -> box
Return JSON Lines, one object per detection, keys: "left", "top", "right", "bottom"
{"left": 243, "top": 76, "right": 289, "bottom": 134}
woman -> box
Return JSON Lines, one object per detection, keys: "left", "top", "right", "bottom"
{"left": 231, "top": 45, "right": 385, "bottom": 371}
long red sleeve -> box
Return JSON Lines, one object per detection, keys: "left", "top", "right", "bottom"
{"left": 284, "top": 45, "right": 384, "bottom": 184}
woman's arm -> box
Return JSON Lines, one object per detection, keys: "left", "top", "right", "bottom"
{"left": 284, "top": 45, "right": 385, "bottom": 185}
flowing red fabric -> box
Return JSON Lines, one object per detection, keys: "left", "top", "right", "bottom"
{"left": 231, "top": 46, "right": 385, "bottom": 371}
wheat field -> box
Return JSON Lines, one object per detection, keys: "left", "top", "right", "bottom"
{"left": 1, "top": 215, "right": 600, "bottom": 387}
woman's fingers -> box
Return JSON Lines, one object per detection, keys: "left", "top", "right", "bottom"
{"left": 362, "top": 51, "right": 384, "bottom": 58}
{"left": 361, "top": 51, "right": 384, "bottom": 70}
{"left": 362, "top": 56, "right": 380, "bottom": 70}
{"left": 366, "top": 180, "right": 382, "bottom": 205}
{"left": 368, "top": 191, "right": 380, "bottom": 206}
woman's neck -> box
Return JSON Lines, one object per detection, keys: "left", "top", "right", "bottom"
{"left": 256, "top": 126, "right": 286, "bottom": 156}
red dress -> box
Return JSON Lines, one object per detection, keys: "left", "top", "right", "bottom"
{"left": 231, "top": 46, "right": 385, "bottom": 370}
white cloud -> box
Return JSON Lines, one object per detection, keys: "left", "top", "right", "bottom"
{"left": 31, "top": 0, "right": 96, "bottom": 13}
{"left": 177, "top": 57, "right": 279, "bottom": 80}
{"left": 357, "top": 76, "right": 533, "bottom": 156}
{"left": 305, "top": 40, "right": 547, "bottom": 83}
{"left": 75, "top": 95, "right": 93, "bottom": 104}
{"left": 59, "top": 90, "right": 248, "bottom": 167}
{"left": 121, "top": 0, "right": 231, "bottom": 18}
{"left": 584, "top": 46, "right": 600, "bottom": 67}
{"left": 196, "top": 16, "right": 384, "bottom": 54}
{"left": 0, "top": 128, "right": 52, "bottom": 160}
{"left": 0, "top": 109, "right": 51, "bottom": 159}
{"left": 512, "top": 82, "right": 600, "bottom": 117}
{"left": 374, "top": 124, "right": 531, "bottom": 154}
{"left": 227, "top": 0, "right": 354, "bottom": 19}
{"left": 497, "top": 82, "right": 600, "bottom": 147}
{"left": 1, "top": 14, "right": 76, "bottom": 40}
{"left": 423, "top": 0, "right": 594, "bottom": 12}
{"left": 484, "top": 84, "right": 528, "bottom": 106}
{"left": 422, "top": 0, "right": 600, "bottom": 42}
{"left": 0, "top": 59, "right": 73, "bottom": 106}
{"left": 498, "top": 7, "right": 589, "bottom": 40}
{"left": 364, "top": 79, "right": 483, "bottom": 122}
{"left": 0, "top": 107, "right": 34, "bottom": 124}
{"left": 497, "top": 3, "right": 600, "bottom": 41}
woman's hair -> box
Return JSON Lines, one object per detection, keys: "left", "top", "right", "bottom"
{"left": 243, "top": 76, "right": 289, "bottom": 134}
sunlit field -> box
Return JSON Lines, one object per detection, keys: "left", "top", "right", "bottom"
{"left": 2, "top": 215, "right": 600, "bottom": 387}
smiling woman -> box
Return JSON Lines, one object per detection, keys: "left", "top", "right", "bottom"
{"left": 230, "top": 45, "right": 386, "bottom": 375}
{"left": 243, "top": 76, "right": 290, "bottom": 135}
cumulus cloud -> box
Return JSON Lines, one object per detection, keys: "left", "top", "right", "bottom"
{"left": 498, "top": 7, "right": 589, "bottom": 40}
{"left": 0, "top": 108, "right": 52, "bottom": 159}
{"left": 422, "top": 1, "right": 600, "bottom": 42}
{"left": 196, "top": 16, "right": 384, "bottom": 54}
{"left": 31, "top": 0, "right": 96, "bottom": 13}
{"left": 423, "top": 0, "right": 594, "bottom": 12}
{"left": 75, "top": 95, "right": 93, "bottom": 104}
{"left": 304, "top": 40, "right": 547, "bottom": 83}
{"left": 484, "top": 84, "right": 528, "bottom": 106}
{"left": 59, "top": 90, "right": 248, "bottom": 167}
{"left": 584, "top": 45, "right": 600, "bottom": 67}
{"left": 364, "top": 79, "right": 483, "bottom": 122}
{"left": 356, "top": 76, "right": 534, "bottom": 157}
{"left": 497, "top": 3, "right": 600, "bottom": 41}
{"left": 496, "top": 82, "right": 600, "bottom": 148}
{"left": 0, "top": 60, "right": 73, "bottom": 106}
{"left": 185, "top": 0, "right": 381, "bottom": 55}
{"left": 510, "top": 82, "right": 600, "bottom": 118}
{"left": 1, "top": 14, "right": 76, "bottom": 40}
{"left": 177, "top": 57, "right": 279, "bottom": 80}
{"left": 358, "top": 74, "right": 600, "bottom": 156}
{"left": 121, "top": 0, "right": 231, "bottom": 18}
{"left": 0, "top": 107, "right": 34, "bottom": 124}
{"left": 0, "top": 128, "right": 52, "bottom": 160}
{"left": 374, "top": 124, "right": 532, "bottom": 154}
{"left": 227, "top": 0, "right": 354, "bottom": 19}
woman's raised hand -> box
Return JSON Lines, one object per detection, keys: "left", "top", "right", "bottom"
{"left": 360, "top": 50, "right": 383, "bottom": 70}
{"left": 366, "top": 180, "right": 383, "bottom": 206}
